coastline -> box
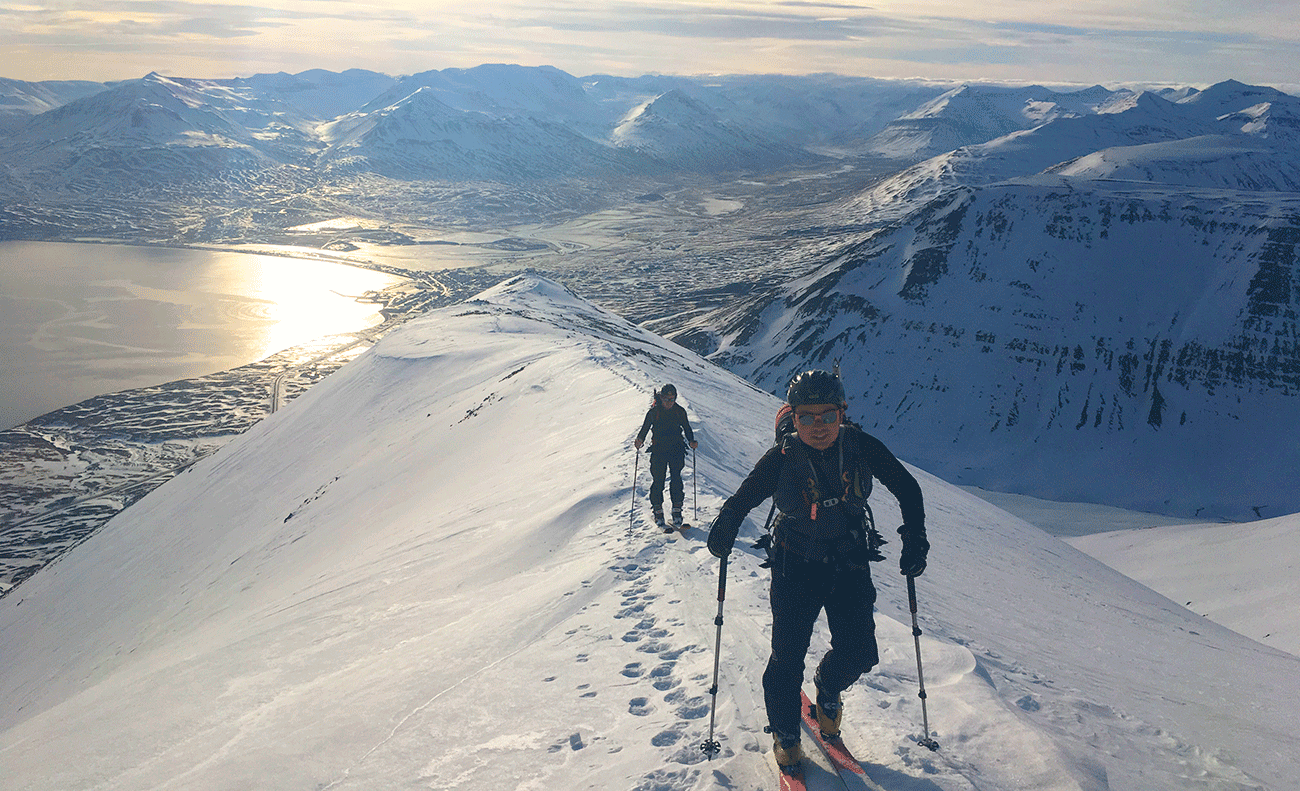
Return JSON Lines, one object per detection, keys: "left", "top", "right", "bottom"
{"left": 0, "top": 247, "right": 501, "bottom": 597}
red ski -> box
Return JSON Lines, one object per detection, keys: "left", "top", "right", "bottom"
{"left": 775, "top": 762, "right": 807, "bottom": 791}
{"left": 799, "top": 690, "right": 889, "bottom": 791}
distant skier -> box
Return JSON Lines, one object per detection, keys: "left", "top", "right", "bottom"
{"left": 634, "top": 384, "right": 698, "bottom": 528}
{"left": 706, "top": 369, "right": 927, "bottom": 776}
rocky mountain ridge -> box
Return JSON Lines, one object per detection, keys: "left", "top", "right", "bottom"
{"left": 698, "top": 178, "right": 1300, "bottom": 520}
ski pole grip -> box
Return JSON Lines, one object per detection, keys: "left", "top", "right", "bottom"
{"left": 907, "top": 574, "right": 918, "bottom": 613}
{"left": 717, "top": 555, "right": 729, "bottom": 602}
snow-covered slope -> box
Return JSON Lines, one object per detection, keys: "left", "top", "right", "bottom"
{"left": 1046, "top": 134, "right": 1300, "bottom": 190}
{"left": 581, "top": 72, "right": 951, "bottom": 154}
{"left": 1, "top": 276, "right": 1296, "bottom": 791}
{"left": 1069, "top": 513, "right": 1300, "bottom": 656}
{"left": 705, "top": 182, "right": 1300, "bottom": 521}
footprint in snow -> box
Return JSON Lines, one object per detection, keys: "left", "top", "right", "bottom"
{"left": 622, "top": 662, "right": 645, "bottom": 678}
{"left": 629, "top": 697, "right": 654, "bottom": 716}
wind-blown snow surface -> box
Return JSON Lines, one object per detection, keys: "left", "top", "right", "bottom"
{"left": 1, "top": 276, "right": 1297, "bottom": 791}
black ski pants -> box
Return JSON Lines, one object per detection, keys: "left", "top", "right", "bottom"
{"left": 648, "top": 446, "right": 686, "bottom": 510}
{"left": 762, "top": 545, "right": 879, "bottom": 739}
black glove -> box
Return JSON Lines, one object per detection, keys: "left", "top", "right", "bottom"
{"left": 707, "top": 507, "right": 742, "bottom": 559}
{"left": 898, "top": 524, "right": 929, "bottom": 577}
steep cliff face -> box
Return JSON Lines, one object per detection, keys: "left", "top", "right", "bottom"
{"left": 712, "top": 182, "right": 1300, "bottom": 519}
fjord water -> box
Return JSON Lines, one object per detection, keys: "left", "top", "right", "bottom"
{"left": 0, "top": 241, "right": 400, "bottom": 430}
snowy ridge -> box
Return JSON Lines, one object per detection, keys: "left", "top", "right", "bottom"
{"left": 707, "top": 181, "right": 1300, "bottom": 520}
{"left": 1048, "top": 134, "right": 1300, "bottom": 191}
{"left": 1, "top": 275, "right": 1297, "bottom": 790}
{"left": 362, "top": 64, "right": 601, "bottom": 130}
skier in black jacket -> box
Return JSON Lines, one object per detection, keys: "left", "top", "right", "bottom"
{"left": 635, "top": 384, "right": 698, "bottom": 528}
{"left": 706, "top": 369, "right": 927, "bottom": 775}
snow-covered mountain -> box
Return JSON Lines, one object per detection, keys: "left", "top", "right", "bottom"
{"left": 702, "top": 180, "right": 1300, "bottom": 521}
{"left": 589, "top": 73, "right": 953, "bottom": 156}
{"left": 843, "top": 81, "right": 1300, "bottom": 221}
{"left": 5, "top": 67, "right": 1294, "bottom": 195}
{"left": 0, "top": 77, "right": 109, "bottom": 135}
{"left": 238, "top": 68, "right": 396, "bottom": 123}
{"left": 676, "top": 79, "right": 1300, "bottom": 522}
{"left": 364, "top": 64, "right": 604, "bottom": 131}
{"left": 865, "top": 83, "right": 1134, "bottom": 161}
{"left": 0, "top": 73, "right": 320, "bottom": 192}
{"left": 1, "top": 275, "right": 1296, "bottom": 791}
{"left": 1047, "top": 133, "right": 1300, "bottom": 191}
{"left": 319, "top": 86, "right": 651, "bottom": 181}
{"left": 611, "top": 88, "right": 819, "bottom": 171}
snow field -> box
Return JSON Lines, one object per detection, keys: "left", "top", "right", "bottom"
{"left": 1069, "top": 514, "right": 1300, "bottom": 657}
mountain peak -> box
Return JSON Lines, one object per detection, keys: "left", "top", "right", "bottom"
{"left": 1178, "top": 79, "right": 1290, "bottom": 113}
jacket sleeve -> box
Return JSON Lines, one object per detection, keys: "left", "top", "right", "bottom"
{"left": 721, "top": 446, "right": 783, "bottom": 517}
{"left": 636, "top": 409, "right": 654, "bottom": 443}
{"left": 680, "top": 406, "right": 695, "bottom": 443}
{"left": 859, "top": 432, "right": 925, "bottom": 535}
{"left": 708, "top": 446, "right": 783, "bottom": 557}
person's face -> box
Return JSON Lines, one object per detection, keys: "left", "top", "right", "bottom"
{"left": 662, "top": 393, "right": 676, "bottom": 406}
{"left": 794, "top": 403, "right": 841, "bottom": 450}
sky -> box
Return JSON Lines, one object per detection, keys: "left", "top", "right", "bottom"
{"left": 2, "top": 0, "right": 1299, "bottom": 89}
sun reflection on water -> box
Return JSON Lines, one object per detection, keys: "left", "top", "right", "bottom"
{"left": 0, "top": 241, "right": 404, "bottom": 430}
{"left": 240, "top": 256, "right": 396, "bottom": 359}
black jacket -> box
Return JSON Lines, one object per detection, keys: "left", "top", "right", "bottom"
{"left": 637, "top": 403, "right": 695, "bottom": 453}
{"left": 714, "top": 424, "right": 925, "bottom": 559}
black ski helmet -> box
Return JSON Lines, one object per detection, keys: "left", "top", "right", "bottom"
{"left": 786, "top": 369, "right": 845, "bottom": 407}
{"left": 659, "top": 384, "right": 677, "bottom": 398}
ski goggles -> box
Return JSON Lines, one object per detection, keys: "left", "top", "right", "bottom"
{"left": 795, "top": 409, "right": 841, "bottom": 426}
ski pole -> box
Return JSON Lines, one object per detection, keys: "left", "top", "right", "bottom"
{"left": 701, "top": 553, "right": 728, "bottom": 759}
{"left": 908, "top": 574, "right": 940, "bottom": 751}
{"left": 629, "top": 446, "right": 640, "bottom": 529}
{"left": 692, "top": 445, "right": 698, "bottom": 522}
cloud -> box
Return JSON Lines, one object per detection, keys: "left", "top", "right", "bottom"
{"left": 2, "top": 0, "right": 1298, "bottom": 88}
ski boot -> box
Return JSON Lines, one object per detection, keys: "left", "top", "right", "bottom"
{"left": 652, "top": 505, "right": 667, "bottom": 530}
{"left": 671, "top": 506, "right": 684, "bottom": 529}
{"left": 813, "top": 671, "right": 843, "bottom": 739}
{"left": 768, "top": 727, "right": 804, "bottom": 775}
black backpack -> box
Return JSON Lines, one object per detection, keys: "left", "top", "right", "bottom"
{"left": 753, "top": 404, "right": 886, "bottom": 566}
